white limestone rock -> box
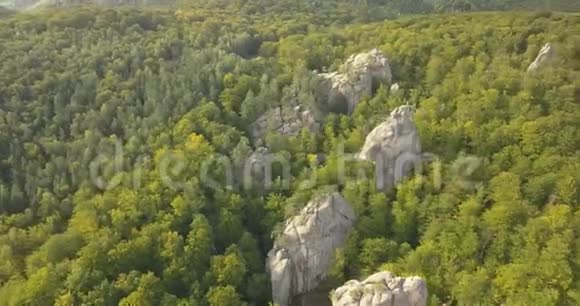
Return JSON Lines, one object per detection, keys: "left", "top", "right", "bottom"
{"left": 527, "top": 43, "right": 554, "bottom": 72}
{"left": 358, "top": 105, "right": 421, "bottom": 190}
{"left": 331, "top": 271, "right": 428, "bottom": 306}
{"left": 266, "top": 192, "right": 356, "bottom": 306}
{"left": 319, "top": 49, "right": 392, "bottom": 113}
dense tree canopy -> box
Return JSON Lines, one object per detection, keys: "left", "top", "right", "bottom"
{"left": 0, "top": 3, "right": 578, "bottom": 306}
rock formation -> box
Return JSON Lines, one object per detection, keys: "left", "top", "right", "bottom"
{"left": 249, "top": 49, "right": 391, "bottom": 140}
{"left": 319, "top": 49, "right": 392, "bottom": 113}
{"left": 358, "top": 105, "right": 421, "bottom": 190}
{"left": 331, "top": 271, "right": 428, "bottom": 306}
{"left": 249, "top": 105, "right": 319, "bottom": 141}
{"left": 239, "top": 146, "right": 270, "bottom": 188}
{"left": 266, "top": 192, "right": 356, "bottom": 306}
{"left": 527, "top": 43, "right": 554, "bottom": 72}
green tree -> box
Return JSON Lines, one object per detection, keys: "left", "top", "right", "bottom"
{"left": 206, "top": 285, "right": 246, "bottom": 306}
{"left": 209, "top": 245, "right": 247, "bottom": 288}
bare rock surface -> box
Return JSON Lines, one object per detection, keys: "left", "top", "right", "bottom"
{"left": 527, "top": 43, "right": 554, "bottom": 72}
{"left": 266, "top": 192, "right": 356, "bottom": 306}
{"left": 358, "top": 105, "right": 421, "bottom": 190}
{"left": 331, "top": 271, "right": 428, "bottom": 306}
{"left": 319, "top": 49, "right": 392, "bottom": 113}
{"left": 249, "top": 105, "right": 319, "bottom": 140}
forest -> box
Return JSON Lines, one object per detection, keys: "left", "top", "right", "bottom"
{"left": 0, "top": 1, "right": 578, "bottom": 306}
{"left": 3, "top": 0, "right": 580, "bottom": 14}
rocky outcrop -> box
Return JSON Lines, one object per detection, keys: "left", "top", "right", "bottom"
{"left": 527, "top": 43, "right": 554, "bottom": 72}
{"left": 358, "top": 105, "right": 421, "bottom": 190}
{"left": 390, "top": 83, "right": 400, "bottom": 92}
{"left": 249, "top": 49, "right": 390, "bottom": 140}
{"left": 319, "top": 49, "right": 392, "bottom": 113}
{"left": 266, "top": 192, "right": 356, "bottom": 306}
{"left": 249, "top": 105, "right": 319, "bottom": 141}
{"left": 331, "top": 271, "right": 428, "bottom": 306}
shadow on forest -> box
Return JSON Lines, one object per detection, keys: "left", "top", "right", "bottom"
{"left": 291, "top": 290, "right": 332, "bottom": 306}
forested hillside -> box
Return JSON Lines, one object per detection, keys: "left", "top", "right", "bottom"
{"left": 5, "top": 0, "right": 580, "bottom": 14}
{"left": 0, "top": 4, "right": 578, "bottom": 306}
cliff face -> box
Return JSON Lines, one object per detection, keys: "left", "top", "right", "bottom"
{"left": 319, "top": 49, "right": 392, "bottom": 114}
{"left": 331, "top": 271, "right": 428, "bottom": 306}
{"left": 266, "top": 192, "right": 356, "bottom": 306}
{"left": 358, "top": 105, "right": 421, "bottom": 190}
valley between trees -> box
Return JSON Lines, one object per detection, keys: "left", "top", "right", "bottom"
{"left": 0, "top": 3, "right": 578, "bottom": 306}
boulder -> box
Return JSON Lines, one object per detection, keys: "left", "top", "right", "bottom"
{"left": 358, "top": 105, "right": 421, "bottom": 190}
{"left": 266, "top": 192, "right": 356, "bottom": 306}
{"left": 331, "top": 271, "right": 428, "bottom": 306}
{"left": 319, "top": 49, "right": 392, "bottom": 113}
{"left": 249, "top": 105, "right": 319, "bottom": 141}
{"left": 527, "top": 43, "right": 554, "bottom": 72}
